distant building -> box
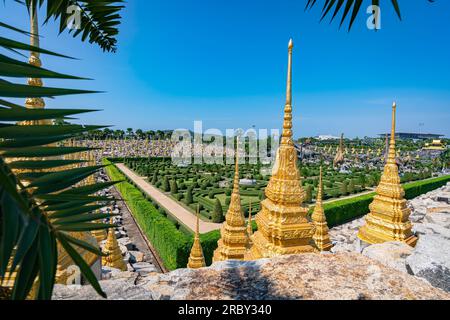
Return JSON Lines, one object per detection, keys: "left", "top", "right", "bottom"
{"left": 378, "top": 132, "right": 444, "bottom": 140}
{"left": 316, "top": 134, "right": 340, "bottom": 140}
{"left": 423, "top": 140, "right": 446, "bottom": 151}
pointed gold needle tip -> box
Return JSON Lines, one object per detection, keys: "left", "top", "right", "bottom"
{"left": 288, "top": 38, "right": 293, "bottom": 49}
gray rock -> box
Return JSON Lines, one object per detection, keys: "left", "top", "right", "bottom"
{"left": 412, "top": 223, "right": 450, "bottom": 240}
{"left": 53, "top": 276, "right": 152, "bottom": 300}
{"left": 406, "top": 235, "right": 450, "bottom": 292}
{"left": 362, "top": 241, "right": 413, "bottom": 273}
{"left": 129, "top": 251, "right": 145, "bottom": 263}
{"left": 118, "top": 237, "right": 135, "bottom": 251}
{"left": 424, "top": 212, "right": 450, "bottom": 228}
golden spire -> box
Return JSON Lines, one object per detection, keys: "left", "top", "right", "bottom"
{"left": 187, "top": 207, "right": 206, "bottom": 269}
{"left": 311, "top": 166, "right": 333, "bottom": 251}
{"left": 246, "top": 39, "right": 317, "bottom": 260}
{"left": 281, "top": 38, "right": 294, "bottom": 146}
{"left": 358, "top": 103, "right": 417, "bottom": 246}
{"left": 213, "top": 137, "right": 249, "bottom": 262}
{"left": 22, "top": 3, "right": 49, "bottom": 126}
{"left": 102, "top": 217, "right": 127, "bottom": 271}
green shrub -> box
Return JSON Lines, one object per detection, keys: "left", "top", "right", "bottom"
{"left": 304, "top": 185, "right": 312, "bottom": 203}
{"left": 185, "top": 187, "right": 193, "bottom": 205}
{"left": 170, "top": 180, "right": 178, "bottom": 194}
{"left": 162, "top": 176, "right": 170, "bottom": 192}
{"left": 212, "top": 198, "right": 225, "bottom": 223}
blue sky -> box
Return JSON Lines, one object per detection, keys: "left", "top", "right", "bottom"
{"left": 1, "top": 0, "right": 450, "bottom": 138}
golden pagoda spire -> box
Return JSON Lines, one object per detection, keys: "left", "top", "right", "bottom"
{"left": 311, "top": 166, "right": 333, "bottom": 251}
{"left": 102, "top": 217, "right": 127, "bottom": 271}
{"left": 213, "top": 137, "right": 249, "bottom": 262}
{"left": 357, "top": 103, "right": 417, "bottom": 246}
{"left": 246, "top": 39, "right": 317, "bottom": 260}
{"left": 187, "top": 207, "right": 206, "bottom": 269}
{"left": 22, "top": 3, "right": 50, "bottom": 126}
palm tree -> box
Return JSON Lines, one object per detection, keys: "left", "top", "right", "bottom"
{"left": 305, "top": 0, "right": 436, "bottom": 30}
{"left": 0, "top": 1, "right": 124, "bottom": 300}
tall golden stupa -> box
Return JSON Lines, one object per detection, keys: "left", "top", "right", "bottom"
{"left": 213, "top": 140, "right": 249, "bottom": 262}
{"left": 246, "top": 39, "right": 317, "bottom": 259}
{"left": 357, "top": 103, "right": 417, "bottom": 246}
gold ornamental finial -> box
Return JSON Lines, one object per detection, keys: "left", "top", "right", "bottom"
{"left": 387, "top": 102, "right": 397, "bottom": 164}
{"left": 281, "top": 39, "right": 294, "bottom": 145}
{"left": 311, "top": 166, "right": 333, "bottom": 251}
{"left": 187, "top": 206, "right": 206, "bottom": 269}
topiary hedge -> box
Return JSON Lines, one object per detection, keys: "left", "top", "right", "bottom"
{"left": 104, "top": 159, "right": 192, "bottom": 270}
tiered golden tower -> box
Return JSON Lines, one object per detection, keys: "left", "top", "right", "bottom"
{"left": 357, "top": 103, "right": 417, "bottom": 246}
{"left": 246, "top": 39, "right": 317, "bottom": 259}
{"left": 213, "top": 140, "right": 249, "bottom": 262}
{"left": 102, "top": 218, "right": 127, "bottom": 271}
{"left": 311, "top": 166, "right": 333, "bottom": 251}
{"left": 187, "top": 209, "right": 206, "bottom": 269}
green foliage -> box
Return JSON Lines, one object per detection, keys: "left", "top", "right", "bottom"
{"left": 151, "top": 171, "right": 158, "bottom": 184}
{"left": 304, "top": 185, "right": 313, "bottom": 203}
{"left": 162, "top": 176, "right": 170, "bottom": 192}
{"left": 185, "top": 187, "right": 193, "bottom": 205}
{"left": 340, "top": 180, "right": 348, "bottom": 196}
{"left": 212, "top": 199, "right": 224, "bottom": 223}
{"left": 170, "top": 180, "right": 178, "bottom": 194}
{"left": 0, "top": 18, "right": 125, "bottom": 299}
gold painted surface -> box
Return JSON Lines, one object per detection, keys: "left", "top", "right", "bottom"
{"left": 101, "top": 218, "right": 127, "bottom": 271}
{"left": 246, "top": 40, "right": 317, "bottom": 260}
{"left": 213, "top": 140, "right": 249, "bottom": 262}
{"left": 311, "top": 166, "right": 332, "bottom": 251}
{"left": 357, "top": 103, "right": 418, "bottom": 247}
{"left": 187, "top": 209, "right": 206, "bottom": 269}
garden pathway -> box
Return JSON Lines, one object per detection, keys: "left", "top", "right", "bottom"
{"left": 116, "top": 163, "right": 222, "bottom": 234}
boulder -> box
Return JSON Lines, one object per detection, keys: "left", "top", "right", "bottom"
{"left": 144, "top": 253, "right": 449, "bottom": 300}
{"left": 412, "top": 223, "right": 450, "bottom": 240}
{"left": 406, "top": 235, "right": 450, "bottom": 292}
{"left": 424, "top": 212, "right": 450, "bottom": 229}
{"left": 129, "top": 251, "right": 145, "bottom": 263}
{"left": 362, "top": 241, "right": 413, "bottom": 273}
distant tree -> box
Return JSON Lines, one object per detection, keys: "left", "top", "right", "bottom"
{"left": 162, "top": 176, "right": 170, "bottom": 192}
{"left": 135, "top": 129, "right": 144, "bottom": 139}
{"left": 212, "top": 199, "right": 224, "bottom": 223}
{"left": 185, "top": 187, "right": 193, "bottom": 205}
{"left": 348, "top": 180, "right": 355, "bottom": 194}
{"left": 170, "top": 180, "right": 178, "bottom": 194}
{"left": 151, "top": 171, "right": 158, "bottom": 184}
{"left": 126, "top": 127, "right": 133, "bottom": 137}
{"left": 340, "top": 180, "right": 348, "bottom": 196}
{"left": 358, "top": 175, "right": 366, "bottom": 188}
{"left": 304, "top": 186, "right": 313, "bottom": 203}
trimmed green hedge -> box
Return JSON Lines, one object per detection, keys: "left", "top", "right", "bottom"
{"left": 104, "top": 159, "right": 193, "bottom": 270}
